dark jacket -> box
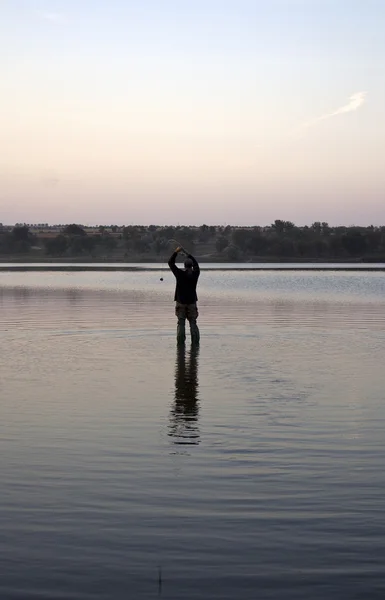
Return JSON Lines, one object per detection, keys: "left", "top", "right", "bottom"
{"left": 168, "top": 252, "right": 200, "bottom": 304}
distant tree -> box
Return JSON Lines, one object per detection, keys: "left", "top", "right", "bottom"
{"left": 329, "top": 234, "right": 345, "bottom": 257}
{"left": 311, "top": 221, "right": 322, "bottom": 235}
{"left": 231, "top": 228, "right": 249, "bottom": 250}
{"left": 225, "top": 244, "right": 240, "bottom": 261}
{"left": 216, "top": 235, "right": 229, "bottom": 253}
{"left": 175, "top": 226, "right": 195, "bottom": 244}
{"left": 271, "top": 220, "right": 285, "bottom": 234}
{"left": 162, "top": 226, "right": 176, "bottom": 240}
{"left": 172, "top": 226, "right": 195, "bottom": 253}
{"left": 68, "top": 236, "right": 86, "bottom": 255}
{"left": 63, "top": 224, "right": 86, "bottom": 236}
{"left": 268, "top": 238, "right": 296, "bottom": 258}
{"left": 365, "top": 228, "right": 382, "bottom": 253}
{"left": 12, "top": 225, "right": 30, "bottom": 242}
{"left": 247, "top": 231, "right": 266, "bottom": 255}
{"left": 297, "top": 239, "right": 314, "bottom": 257}
{"left": 271, "top": 220, "right": 296, "bottom": 235}
{"left": 198, "top": 224, "right": 210, "bottom": 242}
{"left": 99, "top": 234, "right": 117, "bottom": 253}
{"left": 6, "top": 225, "right": 34, "bottom": 253}
{"left": 45, "top": 234, "right": 68, "bottom": 256}
{"left": 81, "top": 235, "right": 97, "bottom": 254}
{"left": 342, "top": 231, "right": 367, "bottom": 256}
{"left": 321, "top": 222, "right": 330, "bottom": 236}
{"left": 153, "top": 237, "right": 169, "bottom": 255}
{"left": 0, "top": 231, "right": 12, "bottom": 254}
{"left": 5, "top": 220, "right": 385, "bottom": 262}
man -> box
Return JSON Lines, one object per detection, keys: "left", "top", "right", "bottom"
{"left": 168, "top": 246, "right": 200, "bottom": 345}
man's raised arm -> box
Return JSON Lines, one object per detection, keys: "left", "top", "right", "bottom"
{"left": 168, "top": 251, "right": 180, "bottom": 276}
{"left": 188, "top": 253, "right": 200, "bottom": 275}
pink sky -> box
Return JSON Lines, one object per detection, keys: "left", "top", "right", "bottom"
{"left": 1, "top": 1, "right": 384, "bottom": 225}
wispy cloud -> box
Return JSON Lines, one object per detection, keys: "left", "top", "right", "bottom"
{"left": 300, "top": 92, "right": 367, "bottom": 132}
{"left": 39, "top": 11, "right": 67, "bottom": 24}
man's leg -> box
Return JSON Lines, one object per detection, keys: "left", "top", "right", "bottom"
{"left": 189, "top": 319, "right": 200, "bottom": 345}
{"left": 177, "top": 317, "right": 186, "bottom": 344}
{"left": 187, "top": 304, "right": 200, "bottom": 345}
{"left": 175, "top": 303, "right": 187, "bottom": 344}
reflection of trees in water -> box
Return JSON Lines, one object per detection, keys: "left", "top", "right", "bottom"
{"left": 169, "top": 344, "right": 200, "bottom": 446}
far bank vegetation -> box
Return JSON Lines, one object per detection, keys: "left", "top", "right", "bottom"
{"left": 0, "top": 221, "right": 384, "bottom": 262}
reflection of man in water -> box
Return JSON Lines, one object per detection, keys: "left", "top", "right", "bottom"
{"left": 169, "top": 344, "right": 200, "bottom": 446}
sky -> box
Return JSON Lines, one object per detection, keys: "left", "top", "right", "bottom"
{"left": 1, "top": 0, "right": 384, "bottom": 226}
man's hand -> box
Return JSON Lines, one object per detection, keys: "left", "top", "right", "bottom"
{"left": 175, "top": 246, "right": 185, "bottom": 253}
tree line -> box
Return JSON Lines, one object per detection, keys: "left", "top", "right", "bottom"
{"left": 1, "top": 220, "right": 385, "bottom": 261}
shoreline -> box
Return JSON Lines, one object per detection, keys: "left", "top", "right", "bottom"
{"left": 1, "top": 265, "right": 385, "bottom": 272}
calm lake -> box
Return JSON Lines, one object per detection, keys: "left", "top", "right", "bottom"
{"left": 1, "top": 267, "right": 385, "bottom": 599}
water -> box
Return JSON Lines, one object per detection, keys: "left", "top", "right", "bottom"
{"left": 1, "top": 261, "right": 385, "bottom": 270}
{"left": 1, "top": 270, "right": 385, "bottom": 599}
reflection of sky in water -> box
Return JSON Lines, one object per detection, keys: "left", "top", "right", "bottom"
{"left": 1, "top": 269, "right": 385, "bottom": 303}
